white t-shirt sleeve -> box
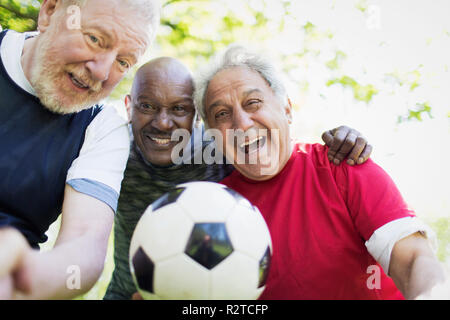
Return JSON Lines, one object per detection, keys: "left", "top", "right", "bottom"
{"left": 365, "top": 217, "right": 437, "bottom": 274}
{"left": 1, "top": 30, "right": 130, "bottom": 212}
{"left": 66, "top": 105, "right": 130, "bottom": 211}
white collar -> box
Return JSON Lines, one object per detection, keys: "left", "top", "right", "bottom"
{"left": 1, "top": 30, "right": 38, "bottom": 96}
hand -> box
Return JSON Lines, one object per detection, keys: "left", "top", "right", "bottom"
{"left": 0, "top": 227, "right": 31, "bottom": 299}
{"left": 0, "top": 275, "right": 13, "bottom": 300}
{"left": 0, "top": 228, "right": 29, "bottom": 277}
{"left": 415, "top": 278, "right": 450, "bottom": 300}
{"left": 132, "top": 292, "right": 143, "bottom": 300}
{"left": 322, "top": 126, "right": 372, "bottom": 166}
{"left": 390, "top": 232, "right": 447, "bottom": 300}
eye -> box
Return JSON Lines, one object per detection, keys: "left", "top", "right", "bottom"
{"left": 89, "top": 35, "right": 99, "bottom": 44}
{"left": 173, "top": 105, "right": 191, "bottom": 115}
{"left": 215, "top": 110, "right": 229, "bottom": 119}
{"left": 247, "top": 99, "right": 262, "bottom": 107}
{"left": 118, "top": 59, "right": 130, "bottom": 69}
{"left": 139, "top": 103, "right": 157, "bottom": 112}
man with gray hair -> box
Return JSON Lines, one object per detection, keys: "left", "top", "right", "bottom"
{"left": 195, "top": 45, "right": 447, "bottom": 299}
{"left": 103, "top": 56, "right": 373, "bottom": 300}
{"left": 0, "top": 0, "right": 160, "bottom": 299}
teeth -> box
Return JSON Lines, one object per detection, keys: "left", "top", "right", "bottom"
{"left": 240, "top": 136, "right": 263, "bottom": 148}
{"left": 151, "top": 137, "right": 171, "bottom": 145}
{"left": 70, "top": 73, "right": 88, "bottom": 88}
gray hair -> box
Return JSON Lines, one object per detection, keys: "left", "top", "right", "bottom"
{"left": 64, "top": 0, "right": 161, "bottom": 43}
{"left": 194, "top": 44, "right": 288, "bottom": 125}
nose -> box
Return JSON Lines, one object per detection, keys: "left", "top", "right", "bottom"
{"left": 153, "top": 109, "right": 174, "bottom": 132}
{"left": 85, "top": 52, "right": 116, "bottom": 82}
{"left": 233, "top": 109, "right": 254, "bottom": 132}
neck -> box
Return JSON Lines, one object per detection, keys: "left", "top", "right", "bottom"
{"left": 20, "top": 35, "right": 38, "bottom": 86}
{"left": 262, "top": 139, "right": 294, "bottom": 181}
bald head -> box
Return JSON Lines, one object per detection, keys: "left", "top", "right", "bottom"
{"left": 131, "top": 57, "right": 194, "bottom": 98}
{"left": 127, "top": 57, "right": 196, "bottom": 166}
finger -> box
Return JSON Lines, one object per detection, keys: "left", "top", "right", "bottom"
{"left": 321, "top": 131, "right": 336, "bottom": 162}
{"left": 334, "top": 132, "right": 359, "bottom": 164}
{"left": 0, "top": 276, "right": 13, "bottom": 300}
{"left": 0, "top": 228, "right": 28, "bottom": 278}
{"left": 132, "top": 292, "right": 143, "bottom": 300}
{"left": 327, "top": 126, "right": 350, "bottom": 161}
{"left": 357, "top": 144, "right": 373, "bottom": 164}
{"left": 321, "top": 130, "right": 334, "bottom": 149}
{"left": 346, "top": 136, "right": 367, "bottom": 165}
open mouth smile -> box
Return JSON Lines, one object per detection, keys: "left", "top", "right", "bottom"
{"left": 145, "top": 134, "right": 173, "bottom": 147}
{"left": 150, "top": 137, "right": 171, "bottom": 145}
{"left": 238, "top": 136, "right": 267, "bottom": 154}
{"left": 68, "top": 72, "right": 90, "bottom": 90}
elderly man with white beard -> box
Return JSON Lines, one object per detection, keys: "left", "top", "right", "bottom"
{"left": 0, "top": 0, "right": 160, "bottom": 299}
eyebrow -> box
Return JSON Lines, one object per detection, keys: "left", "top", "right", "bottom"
{"left": 207, "top": 88, "right": 263, "bottom": 113}
{"left": 171, "top": 97, "right": 194, "bottom": 104}
{"left": 121, "top": 52, "right": 138, "bottom": 66}
{"left": 135, "top": 95, "right": 193, "bottom": 105}
{"left": 87, "top": 25, "right": 116, "bottom": 43}
{"left": 207, "top": 100, "right": 229, "bottom": 114}
{"left": 242, "top": 88, "right": 263, "bottom": 99}
{"left": 86, "top": 25, "right": 139, "bottom": 64}
{"left": 118, "top": 47, "right": 139, "bottom": 66}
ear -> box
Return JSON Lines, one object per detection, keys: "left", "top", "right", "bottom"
{"left": 37, "top": 0, "right": 62, "bottom": 33}
{"left": 285, "top": 97, "right": 293, "bottom": 125}
{"left": 124, "top": 94, "right": 132, "bottom": 122}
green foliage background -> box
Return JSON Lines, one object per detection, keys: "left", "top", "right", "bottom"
{"left": 2, "top": 0, "right": 449, "bottom": 299}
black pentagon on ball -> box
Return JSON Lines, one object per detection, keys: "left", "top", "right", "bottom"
{"left": 132, "top": 247, "right": 155, "bottom": 293}
{"left": 258, "top": 246, "right": 271, "bottom": 288}
{"left": 185, "top": 223, "right": 233, "bottom": 270}
{"left": 152, "top": 187, "right": 186, "bottom": 211}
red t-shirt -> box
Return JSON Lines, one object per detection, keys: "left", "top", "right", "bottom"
{"left": 220, "top": 143, "right": 415, "bottom": 299}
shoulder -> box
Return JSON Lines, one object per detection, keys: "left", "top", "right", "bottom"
{"left": 80, "top": 104, "right": 130, "bottom": 154}
{"left": 83, "top": 104, "right": 130, "bottom": 147}
{"left": 86, "top": 104, "right": 129, "bottom": 131}
{"left": 292, "top": 142, "right": 331, "bottom": 168}
{"left": 292, "top": 141, "right": 391, "bottom": 189}
{"left": 0, "top": 29, "right": 21, "bottom": 45}
{"left": 67, "top": 105, "right": 131, "bottom": 197}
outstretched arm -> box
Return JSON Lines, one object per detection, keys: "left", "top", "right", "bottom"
{"left": 322, "top": 125, "right": 373, "bottom": 166}
{"left": 0, "top": 185, "right": 113, "bottom": 300}
{"left": 389, "top": 232, "right": 448, "bottom": 299}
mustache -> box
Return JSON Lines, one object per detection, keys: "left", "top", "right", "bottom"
{"left": 144, "top": 129, "right": 174, "bottom": 138}
{"left": 65, "top": 67, "right": 103, "bottom": 92}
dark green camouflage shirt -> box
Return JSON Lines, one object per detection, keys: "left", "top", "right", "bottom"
{"left": 103, "top": 129, "right": 233, "bottom": 300}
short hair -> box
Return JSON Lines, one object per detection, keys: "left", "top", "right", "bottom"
{"left": 63, "top": 0, "right": 161, "bottom": 43}
{"left": 194, "top": 44, "right": 288, "bottom": 125}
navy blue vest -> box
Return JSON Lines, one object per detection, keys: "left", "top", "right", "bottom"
{"left": 0, "top": 30, "right": 102, "bottom": 247}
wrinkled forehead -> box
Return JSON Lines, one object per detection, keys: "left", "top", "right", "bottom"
{"left": 133, "top": 77, "right": 194, "bottom": 100}
{"left": 134, "top": 61, "right": 193, "bottom": 93}
{"left": 206, "top": 67, "right": 273, "bottom": 104}
{"left": 79, "top": 0, "right": 151, "bottom": 53}
{"left": 132, "top": 71, "right": 194, "bottom": 102}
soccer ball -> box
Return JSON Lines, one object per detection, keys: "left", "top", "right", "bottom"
{"left": 129, "top": 181, "right": 272, "bottom": 300}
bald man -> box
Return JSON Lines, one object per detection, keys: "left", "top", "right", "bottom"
{"left": 103, "top": 57, "right": 234, "bottom": 300}
{"left": 103, "top": 57, "right": 372, "bottom": 300}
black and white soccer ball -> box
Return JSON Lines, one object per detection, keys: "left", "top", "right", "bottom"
{"left": 129, "top": 181, "right": 272, "bottom": 300}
